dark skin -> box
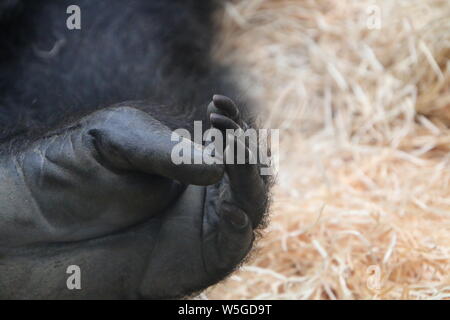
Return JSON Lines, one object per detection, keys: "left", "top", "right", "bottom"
{"left": 0, "top": 0, "right": 270, "bottom": 299}
{"left": 0, "top": 96, "right": 266, "bottom": 299}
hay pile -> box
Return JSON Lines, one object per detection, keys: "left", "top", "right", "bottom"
{"left": 207, "top": 0, "right": 450, "bottom": 299}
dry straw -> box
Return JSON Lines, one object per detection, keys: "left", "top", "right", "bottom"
{"left": 206, "top": 0, "right": 450, "bottom": 299}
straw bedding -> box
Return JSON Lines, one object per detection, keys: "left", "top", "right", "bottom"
{"left": 205, "top": 0, "right": 450, "bottom": 299}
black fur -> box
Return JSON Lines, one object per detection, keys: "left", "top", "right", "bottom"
{"left": 0, "top": 0, "right": 239, "bottom": 144}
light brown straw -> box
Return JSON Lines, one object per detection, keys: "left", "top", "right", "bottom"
{"left": 205, "top": 0, "right": 450, "bottom": 300}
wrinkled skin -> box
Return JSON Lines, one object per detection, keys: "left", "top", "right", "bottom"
{"left": 0, "top": 0, "right": 270, "bottom": 299}
{"left": 0, "top": 97, "right": 267, "bottom": 299}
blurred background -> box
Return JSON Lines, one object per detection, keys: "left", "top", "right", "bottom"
{"left": 206, "top": 0, "right": 450, "bottom": 299}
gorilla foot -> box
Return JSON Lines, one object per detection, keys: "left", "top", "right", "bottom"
{"left": 0, "top": 97, "right": 270, "bottom": 299}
